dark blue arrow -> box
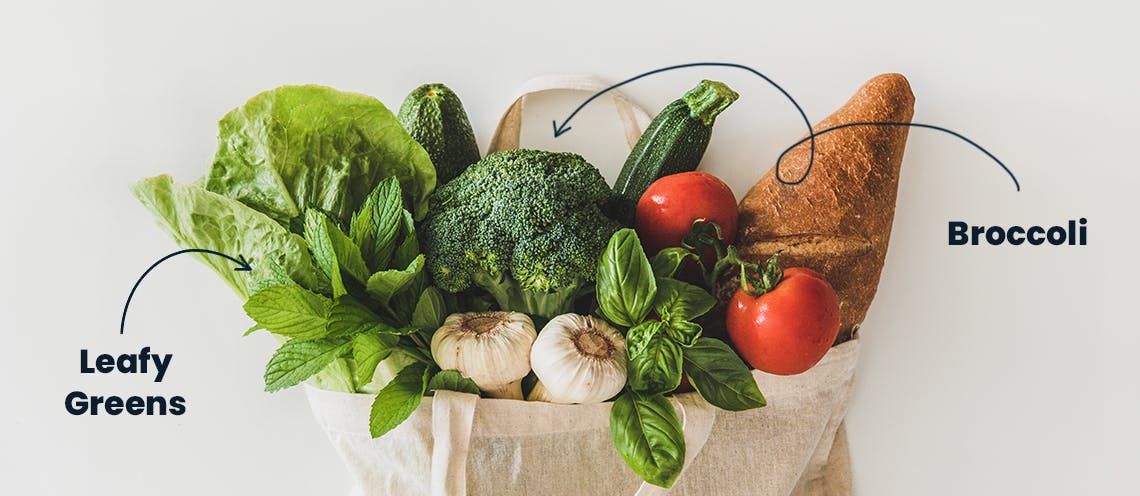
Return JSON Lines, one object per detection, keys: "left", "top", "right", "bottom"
{"left": 552, "top": 61, "right": 1020, "bottom": 191}
{"left": 120, "top": 249, "right": 251, "bottom": 335}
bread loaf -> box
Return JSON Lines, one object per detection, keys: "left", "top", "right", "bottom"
{"left": 737, "top": 73, "right": 914, "bottom": 344}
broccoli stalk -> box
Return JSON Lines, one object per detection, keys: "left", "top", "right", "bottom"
{"left": 472, "top": 272, "right": 585, "bottom": 322}
{"left": 423, "top": 150, "right": 620, "bottom": 320}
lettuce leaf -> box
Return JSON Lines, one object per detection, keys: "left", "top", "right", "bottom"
{"left": 131, "top": 175, "right": 325, "bottom": 299}
{"left": 204, "top": 85, "right": 436, "bottom": 227}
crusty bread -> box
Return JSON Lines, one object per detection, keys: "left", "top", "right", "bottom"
{"left": 736, "top": 73, "right": 914, "bottom": 344}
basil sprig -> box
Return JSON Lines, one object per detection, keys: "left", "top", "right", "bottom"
{"left": 596, "top": 228, "right": 765, "bottom": 488}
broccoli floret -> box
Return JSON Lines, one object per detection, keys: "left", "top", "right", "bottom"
{"left": 423, "top": 149, "right": 620, "bottom": 318}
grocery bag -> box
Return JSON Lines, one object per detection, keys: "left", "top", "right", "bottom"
{"left": 305, "top": 75, "right": 861, "bottom": 496}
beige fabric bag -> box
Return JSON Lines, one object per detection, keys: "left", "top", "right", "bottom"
{"left": 305, "top": 76, "right": 860, "bottom": 496}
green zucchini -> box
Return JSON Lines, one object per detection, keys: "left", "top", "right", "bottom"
{"left": 397, "top": 83, "right": 481, "bottom": 185}
{"left": 611, "top": 80, "right": 739, "bottom": 225}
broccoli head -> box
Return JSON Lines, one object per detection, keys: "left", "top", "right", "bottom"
{"left": 423, "top": 149, "right": 620, "bottom": 318}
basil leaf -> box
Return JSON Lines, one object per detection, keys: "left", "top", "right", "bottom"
{"left": 626, "top": 322, "right": 683, "bottom": 394}
{"left": 366, "top": 254, "right": 425, "bottom": 306}
{"left": 243, "top": 285, "right": 331, "bottom": 338}
{"left": 264, "top": 337, "right": 352, "bottom": 392}
{"left": 350, "top": 176, "right": 403, "bottom": 270}
{"left": 597, "top": 229, "right": 657, "bottom": 327}
{"left": 650, "top": 247, "right": 695, "bottom": 278}
{"left": 626, "top": 321, "right": 664, "bottom": 357}
{"left": 369, "top": 362, "right": 431, "bottom": 438}
{"left": 428, "top": 370, "right": 481, "bottom": 395}
{"left": 352, "top": 332, "right": 398, "bottom": 386}
{"left": 664, "top": 320, "right": 702, "bottom": 347}
{"left": 610, "top": 391, "right": 685, "bottom": 488}
{"left": 412, "top": 287, "right": 447, "bottom": 332}
{"left": 304, "top": 209, "right": 370, "bottom": 296}
{"left": 683, "top": 338, "right": 766, "bottom": 411}
{"left": 652, "top": 278, "right": 716, "bottom": 323}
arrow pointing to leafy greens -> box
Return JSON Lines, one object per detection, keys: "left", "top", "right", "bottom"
{"left": 120, "top": 249, "right": 251, "bottom": 335}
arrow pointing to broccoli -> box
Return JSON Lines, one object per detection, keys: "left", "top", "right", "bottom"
{"left": 551, "top": 61, "right": 1020, "bottom": 191}
{"left": 120, "top": 249, "right": 251, "bottom": 335}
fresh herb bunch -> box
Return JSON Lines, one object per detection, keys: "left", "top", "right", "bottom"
{"left": 595, "top": 229, "right": 766, "bottom": 488}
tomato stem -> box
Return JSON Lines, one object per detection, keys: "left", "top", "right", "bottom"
{"left": 682, "top": 219, "right": 783, "bottom": 296}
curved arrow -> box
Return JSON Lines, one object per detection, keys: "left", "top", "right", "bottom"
{"left": 552, "top": 61, "right": 1019, "bottom": 191}
{"left": 775, "top": 121, "right": 1020, "bottom": 191}
{"left": 120, "top": 249, "right": 251, "bottom": 335}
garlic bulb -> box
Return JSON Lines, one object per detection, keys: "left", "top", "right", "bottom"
{"left": 528, "top": 314, "right": 627, "bottom": 404}
{"left": 430, "top": 311, "right": 536, "bottom": 399}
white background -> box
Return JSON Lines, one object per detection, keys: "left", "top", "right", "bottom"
{"left": 2, "top": 1, "right": 1137, "bottom": 494}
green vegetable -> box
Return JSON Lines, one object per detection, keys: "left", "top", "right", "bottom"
{"left": 649, "top": 247, "right": 696, "bottom": 279}
{"left": 626, "top": 322, "right": 683, "bottom": 394}
{"left": 264, "top": 337, "right": 353, "bottom": 392}
{"left": 683, "top": 338, "right": 766, "bottom": 411}
{"left": 422, "top": 149, "right": 621, "bottom": 318}
{"left": 611, "top": 80, "right": 739, "bottom": 224}
{"left": 652, "top": 278, "right": 716, "bottom": 324}
{"left": 205, "top": 85, "right": 437, "bottom": 225}
{"left": 369, "top": 363, "right": 433, "bottom": 438}
{"left": 428, "top": 370, "right": 482, "bottom": 395}
{"left": 131, "top": 175, "right": 325, "bottom": 299}
{"left": 596, "top": 229, "right": 657, "bottom": 327}
{"left": 352, "top": 332, "right": 398, "bottom": 385}
{"left": 610, "top": 390, "right": 686, "bottom": 488}
{"left": 243, "top": 285, "right": 331, "bottom": 338}
{"left": 398, "top": 83, "right": 481, "bottom": 185}
{"left": 305, "top": 209, "right": 370, "bottom": 297}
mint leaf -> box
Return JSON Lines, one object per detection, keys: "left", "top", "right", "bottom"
{"left": 352, "top": 333, "right": 398, "bottom": 386}
{"left": 610, "top": 391, "right": 685, "bottom": 488}
{"left": 650, "top": 248, "right": 695, "bottom": 279}
{"left": 427, "top": 370, "right": 481, "bottom": 395}
{"left": 366, "top": 254, "right": 425, "bottom": 306}
{"left": 626, "top": 322, "right": 682, "bottom": 394}
{"left": 369, "top": 363, "right": 431, "bottom": 438}
{"left": 683, "top": 338, "right": 766, "bottom": 411}
{"left": 243, "top": 285, "right": 331, "bottom": 338}
{"left": 391, "top": 210, "right": 421, "bottom": 269}
{"left": 597, "top": 229, "right": 657, "bottom": 327}
{"left": 327, "top": 295, "right": 405, "bottom": 336}
{"left": 412, "top": 287, "right": 447, "bottom": 332}
{"left": 305, "top": 209, "right": 370, "bottom": 297}
{"left": 350, "top": 177, "right": 403, "bottom": 270}
{"left": 653, "top": 278, "right": 716, "bottom": 323}
{"left": 264, "top": 337, "right": 352, "bottom": 392}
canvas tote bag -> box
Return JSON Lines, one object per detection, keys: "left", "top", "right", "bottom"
{"left": 305, "top": 75, "right": 861, "bottom": 496}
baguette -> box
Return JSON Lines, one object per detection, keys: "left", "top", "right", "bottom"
{"left": 736, "top": 73, "right": 914, "bottom": 344}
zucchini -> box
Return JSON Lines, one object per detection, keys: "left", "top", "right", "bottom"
{"left": 398, "top": 83, "right": 481, "bottom": 185}
{"left": 611, "top": 80, "right": 739, "bottom": 225}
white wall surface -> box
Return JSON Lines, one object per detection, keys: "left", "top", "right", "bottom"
{"left": 2, "top": 1, "right": 1136, "bottom": 494}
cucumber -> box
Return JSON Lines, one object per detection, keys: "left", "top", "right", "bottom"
{"left": 398, "top": 83, "right": 481, "bottom": 185}
{"left": 611, "top": 80, "right": 739, "bottom": 225}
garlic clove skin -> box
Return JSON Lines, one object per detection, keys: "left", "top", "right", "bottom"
{"left": 530, "top": 314, "right": 627, "bottom": 404}
{"left": 430, "top": 311, "right": 536, "bottom": 400}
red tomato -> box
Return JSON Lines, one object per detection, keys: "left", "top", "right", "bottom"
{"left": 635, "top": 171, "right": 738, "bottom": 257}
{"left": 725, "top": 268, "right": 840, "bottom": 375}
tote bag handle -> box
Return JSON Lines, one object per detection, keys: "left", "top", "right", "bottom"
{"left": 486, "top": 74, "right": 652, "bottom": 154}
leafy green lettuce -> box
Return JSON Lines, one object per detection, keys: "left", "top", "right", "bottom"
{"left": 204, "top": 85, "right": 437, "bottom": 226}
{"left": 131, "top": 175, "right": 325, "bottom": 299}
